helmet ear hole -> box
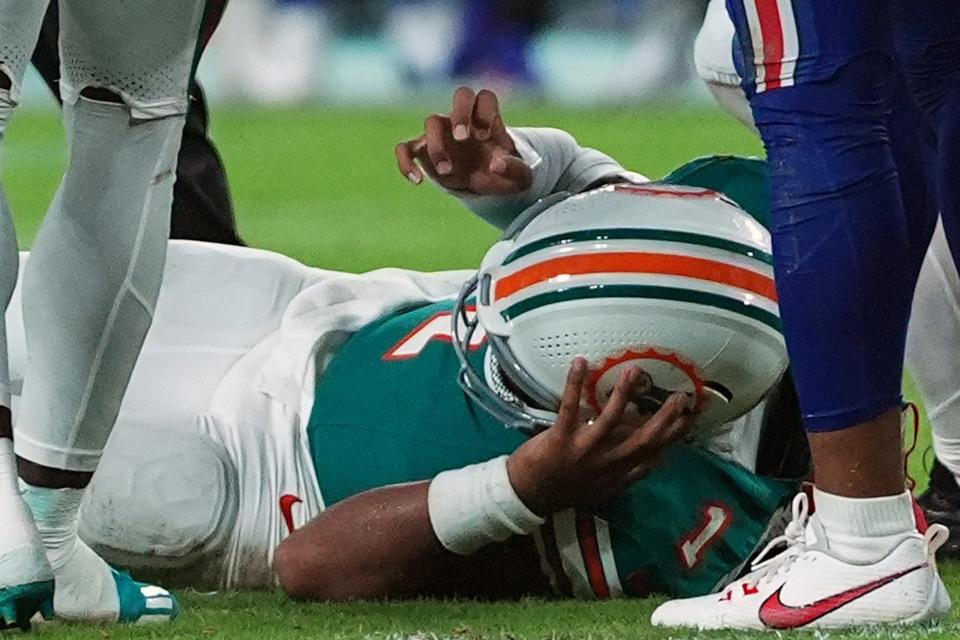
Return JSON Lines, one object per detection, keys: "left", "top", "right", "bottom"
{"left": 703, "top": 381, "right": 733, "bottom": 404}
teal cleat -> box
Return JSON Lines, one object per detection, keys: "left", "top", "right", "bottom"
{"left": 0, "top": 580, "right": 55, "bottom": 631}
{"left": 112, "top": 570, "right": 180, "bottom": 624}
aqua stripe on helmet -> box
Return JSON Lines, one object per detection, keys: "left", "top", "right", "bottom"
{"left": 500, "top": 284, "right": 782, "bottom": 333}
{"left": 501, "top": 228, "right": 773, "bottom": 267}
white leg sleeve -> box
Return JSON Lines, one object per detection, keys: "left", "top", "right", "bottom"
{"left": 0, "top": 0, "right": 49, "bottom": 408}
{"left": 13, "top": 0, "right": 206, "bottom": 471}
{"left": 906, "top": 222, "right": 960, "bottom": 477}
{"left": 0, "top": 185, "right": 17, "bottom": 410}
{"left": 13, "top": 98, "right": 185, "bottom": 471}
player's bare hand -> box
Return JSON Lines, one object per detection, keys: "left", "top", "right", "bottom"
{"left": 395, "top": 87, "right": 533, "bottom": 195}
{"left": 506, "top": 357, "right": 695, "bottom": 516}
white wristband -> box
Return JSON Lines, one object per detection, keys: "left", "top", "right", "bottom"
{"left": 428, "top": 455, "right": 545, "bottom": 555}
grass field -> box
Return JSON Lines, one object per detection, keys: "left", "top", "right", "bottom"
{"left": 1, "top": 103, "right": 954, "bottom": 639}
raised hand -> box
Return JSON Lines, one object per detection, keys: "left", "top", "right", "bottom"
{"left": 506, "top": 357, "right": 696, "bottom": 516}
{"left": 395, "top": 87, "right": 533, "bottom": 195}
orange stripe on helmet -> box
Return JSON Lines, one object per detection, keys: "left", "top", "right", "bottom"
{"left": 495, "top": 252, "right": 778, "bottom": 302}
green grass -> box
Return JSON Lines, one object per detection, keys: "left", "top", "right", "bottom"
{"left": 0, "top": 104, "right": 950, "bottom": 639}
{"left": 2, "top": 103, "right": 764, "bottom": 272}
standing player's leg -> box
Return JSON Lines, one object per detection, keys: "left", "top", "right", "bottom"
{"left": 908, "top": 224, "right": 960, "bottom": 555}
{"left": 30, "top": 0, "right": 243, "bottom": 247}
{"left": 11, "top": 0, "right": 206, "bottom": 624}
{"left": 895, "top": 1, "right": 960, "bottom": 270}
{"left": 159, "top": 0, "right": 242, "bottom": 246}
{"left": 896, "top": 0, "right": 960, "bottom": 545}
{"left": 0, "top": 1, "right": 57, "bottom": 630}
{"left": 653, "top": 0, "right": 949, "bottom": 630}
{"left": 170, "top": 80, "right": 243, "bottom": 246}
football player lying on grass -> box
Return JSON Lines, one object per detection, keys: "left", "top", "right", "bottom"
{"left": 4, "top": 89, "right": 809, "bottom": 601}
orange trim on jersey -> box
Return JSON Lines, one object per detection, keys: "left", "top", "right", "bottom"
{"left": 495, "top": 252, "right": 777, "bottom": 303}
{"left": 382, "top": 306, "right": 481, "bottom": 361}
{"left": 576, "top": 513, "right": 612, "bottom": 599}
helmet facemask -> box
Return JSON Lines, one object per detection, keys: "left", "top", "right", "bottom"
{"left": 452, "top": 273, "right": 558, "bottom": 433}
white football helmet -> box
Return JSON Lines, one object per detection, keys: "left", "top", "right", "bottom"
{"left": 453, "top": 182, "right": 788, "bottom": 433}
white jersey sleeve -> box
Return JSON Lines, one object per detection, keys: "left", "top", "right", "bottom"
{"left": 255, "top": 266, "right": 475, "bottom": 416}
{"left": 443, "top": 127, "right": 648, "bottom": 231}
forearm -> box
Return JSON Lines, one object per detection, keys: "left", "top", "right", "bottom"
{"left": 274, "top": 481, "right": 549, "bottom": 601}
{"left": 454, "top": 127, "right": 646, "bottom": 230}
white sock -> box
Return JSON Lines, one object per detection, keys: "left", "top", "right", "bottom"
{"left": 0, "top": 440, "right": 51, "bottom": 587}
{"left": 19, "top": 483, "right": 84, "bottom": 573}
{"left": 813, "top": 488, "right": 917, "bottom": 564}
{"left": 19, "top": 481, "right": 118, "bottom": 620}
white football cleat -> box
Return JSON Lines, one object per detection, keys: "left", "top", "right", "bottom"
{"left": 51, "top": 538, "right": 179, "bottom": 624}
{"left": 651, "top": 492, "right": 951, "bottom": 630}
{"left": 0, "top": 500, "right": 55, "bottom": 630}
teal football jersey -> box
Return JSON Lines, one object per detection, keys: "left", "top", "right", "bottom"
{"left": 306, "top": 297, "right": 799, "bottom": 599}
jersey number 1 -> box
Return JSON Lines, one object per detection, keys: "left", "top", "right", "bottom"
{"left": 678, "top": 503, "right": 732, "bottom": 570}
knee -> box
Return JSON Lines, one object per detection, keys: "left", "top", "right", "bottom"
{"left": 275, "top": 536, "right": 364, "bottom": 602}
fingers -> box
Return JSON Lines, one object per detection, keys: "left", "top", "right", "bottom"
{"left": 451, "top": 86, "right": 476, "bottom": 141}
{"left": 612, "top": 393, "right": 694, "bottom": 462}
{"left": 641, "top": 392, "right": 692, "bottom": 446}
{"left": 424, "top": 114, "right": 454, "bottom": 176}
{"left": 659, "top": 410, "right": 696, "bottom": 445}
{"left": 624, "top": 393, "right": 696, "bottom": 456}
{"left": 593, "top": 367, "right": 641, "bottom": 434}
{"left": 624, "top": 460, "right": 657, "bottom": 485}
{"left": 555, "top": 357, "right": 588, "bottom": 435}
{"left": 489, "top": 154, "right": 534, "bottom": 192}
{"left": 472, "top": 89, "right": 500, "bottom": 141}
{"left": 395, "top": 138, "right": 424, "bottom": 185}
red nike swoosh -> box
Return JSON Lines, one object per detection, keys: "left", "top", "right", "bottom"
{"left": 758, "top": 563, "right": 927, "bottom": 629}
{"left": 279, "top": 493, "right": 303, "bottom": 534}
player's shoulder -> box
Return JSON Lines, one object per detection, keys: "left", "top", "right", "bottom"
{"left": 659, "top": 155, "right": 771, "bottom": 229}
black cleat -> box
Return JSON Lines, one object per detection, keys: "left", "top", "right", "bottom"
{"left": 918, "top": 457, "right": 960, "bottom": 558}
